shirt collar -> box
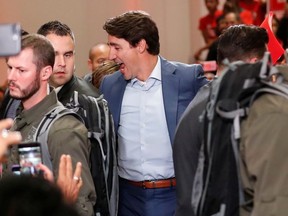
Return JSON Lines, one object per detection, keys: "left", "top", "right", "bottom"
{"left": 17, "top": 90, "right": 59, "bottom": 125}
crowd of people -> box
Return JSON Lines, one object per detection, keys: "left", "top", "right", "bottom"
{"left": 0, "top": 2, "right": 288, "bottom": 216}
{"left": 196, "top": 0, "right": 288, "bottom": 79}
{"left": 197, "top": 0, "right": 267, "bottom": 59}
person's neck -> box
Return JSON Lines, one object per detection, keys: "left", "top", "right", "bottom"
{"left": 216, "top": 65, "right": 225, "bottom": 77}
{"left": 22, "top": 85, "right": 49, "bottom": 110}
{"left": 136, "top": 55, "right": 158, "bottom": 82}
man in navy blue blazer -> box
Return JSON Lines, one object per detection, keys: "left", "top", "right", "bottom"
{"left": 100, "top": 10, "right": 208, "bottom": 216}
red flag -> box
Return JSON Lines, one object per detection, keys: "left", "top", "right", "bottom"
{"left": 260, "top": 12, "right": 285, "bottom": 64}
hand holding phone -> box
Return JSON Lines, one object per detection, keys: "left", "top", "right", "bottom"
{"left": 18, "top": 142, "right": 43, "bottom": 176}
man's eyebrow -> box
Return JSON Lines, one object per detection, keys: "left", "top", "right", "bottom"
{"left": 55, "top": 50, "right": 74, "bottom": 55}
{"left": 64, "top": 50, "right": 75, "bottom": 55}
{"left": 7, "top": 64, "right": 26, "bottom": 70}
{"left": 108, "top": 42, "right": 119, "bottom": 47}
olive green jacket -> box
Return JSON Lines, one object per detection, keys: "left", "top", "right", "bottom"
{"left": 5, "top": 90, "right": 96, "bottom": 216}
{"left": 240, "top": 71, "right": 288, "bottom": 216}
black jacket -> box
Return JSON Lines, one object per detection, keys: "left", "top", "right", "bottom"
{"left": 57, "top": 75, "right": 100, "bottom": 105}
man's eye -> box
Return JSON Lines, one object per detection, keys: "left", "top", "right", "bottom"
{"left": 64, "top": 53, "right": 73, "bottom": 58}
{"left": 97, "top": 59, "right": 105, "bottom": 64}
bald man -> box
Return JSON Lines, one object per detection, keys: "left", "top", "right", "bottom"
{"left": 84, "top": 43, "right": 110, "bottom": 83}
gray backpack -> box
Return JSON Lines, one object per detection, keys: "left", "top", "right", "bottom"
{"left": 192, "top": 53, "right": 288, "bottom": 216}
{"left": 34, "top": 91, "right": 118, "bottom": 216}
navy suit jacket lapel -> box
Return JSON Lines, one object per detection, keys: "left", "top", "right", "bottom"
{"left": 110, "top": 75, "right": 127, "bottom": 131}
{"left": 161, "top": 58, "right": 179, "bottom": 143}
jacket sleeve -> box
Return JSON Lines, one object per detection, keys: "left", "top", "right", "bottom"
{"left": 48, "top": 115, "right": 96, "bottom": 216}
{"left": 173, "top": 85, "right": 210, "bottom": 216}
{"left": 192, "top": 64, "right": 208, "bottom": 95}
{"left": 240, "top": 94, "right": 288, "bottom": 216}
{"left": 173, "top": 106, "right": 198, "bottom": 216}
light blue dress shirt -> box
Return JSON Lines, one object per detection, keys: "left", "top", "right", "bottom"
{"left": 118, "top": 57, "right": 174, "bottom": 181}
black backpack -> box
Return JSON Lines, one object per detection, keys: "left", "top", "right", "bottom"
{"left": 192, "top": 54, "right": 288, "bottom": 216}
{"left": 34, "top": 91, "right": 118, "bottom": 216}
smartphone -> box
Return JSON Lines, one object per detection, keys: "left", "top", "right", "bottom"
{"left": 0, "top": 23, "right": 21, "bottom": 56}
{"left": 18, "top": 142, "right": 42, "bottom": 176}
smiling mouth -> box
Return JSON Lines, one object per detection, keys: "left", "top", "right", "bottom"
{"left": 119, "top": 63, "right": 125, "bottom": 69}
{"left": 116, "top": 62, "right": 123, "bottom": 67}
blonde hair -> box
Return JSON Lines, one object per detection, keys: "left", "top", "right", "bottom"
{"left": 92, "top": 61, "right": 120, "bottom": 88}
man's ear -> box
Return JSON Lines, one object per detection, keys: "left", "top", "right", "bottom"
{"left": 137, "top": 39, "right": 147, "bottom": 54}
{"left": 41, "top": 66, "right": 53, "bottom": 81}
{"left": 249, "top": 57, "right": 258, "bottom": 63}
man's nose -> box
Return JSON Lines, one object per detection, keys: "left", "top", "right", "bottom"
{"left": 7, "top": 68, "right": 16, "bottom": 81}
{"left": 57, "top": 55, "right": 66, "bottom": 67}
{"left": 109, "top": 50, "right": 117, "bottom": 61}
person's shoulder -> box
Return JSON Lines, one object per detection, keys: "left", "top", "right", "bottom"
{"left": 161, "top": 57, "right": 199, "bottom": 68}
{"left": 183, "top": 82, "right": 211, "bottom": 113}
{"left": 199, "top": 13, "right": 210, "bottom": 22}
{"left": 251, "top": 92, "right": 288, "bottom": 115}
{"left": 103, "top": 71, "right": 122, "bottom": 80}
{"left": 215, "top": 10, "right": 222, "bottom": 17}
{"left": 164, "top": 58, "right": 203, "bottom": 74}
{"left": 199, "top": 10, "right": 222, "bottom": 27}
{"left": 193, "top": 82, "right": 211, "bottom": 101}
{"left": 74, "top": 76, "right": 100, "bottom": 97}
{"left": 49, "top": 112, "right": 87, "bottom": 135}
{"left": 199, "top": 14, "right": 210, "bottom": 29}
{"left": 101, "top": 71, "right": 123, "bottom": 86}
{"left": 83, "top": 72, "right": 92, "bottom": 83}
{"left": 249, "top": 67, "right": 288, "bottom": 115}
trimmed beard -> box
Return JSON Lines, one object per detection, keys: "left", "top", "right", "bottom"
{"left": 9, "top": 72, "right": 41, "bottom": 101}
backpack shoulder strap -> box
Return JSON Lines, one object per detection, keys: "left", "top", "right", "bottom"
{"left": 33, "top": 105, "right": 81, "bottom": 171}
{"left": 68, "top": 91, "right": 118, "bottom": 215}
{"left": 96, "top": 94, "right": 118, "bottom": 216}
